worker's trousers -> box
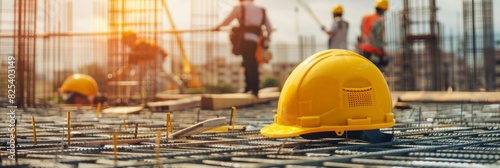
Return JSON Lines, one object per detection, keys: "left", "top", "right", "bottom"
{"left": 361, "top": 51, "right": 382, "bottom": 68}
{"left": 241, "top": 40, "right": 259, "bottom": 97}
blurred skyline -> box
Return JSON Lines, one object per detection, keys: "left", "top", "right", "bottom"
{"left": 70, "top": 0, "right": 500, "bottom": 50}
{"left": 1, "top": 0, "right": 498, "bottom": 50}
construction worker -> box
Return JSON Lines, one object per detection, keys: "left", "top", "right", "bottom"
{"left": 109, "top": 30, "right": 168, "bottom": 80}
{"left": 321, "top": 4, "right": 349, "bottom": 49}
{"left": 59, "top": 74, "right": 107, "bottom": 105}
{"left": 214, "top": 0, "right": 272, "bottom": 98}
{"left": 359, "top": 0, "right": 389, "bottom": 69}
{"left": 109, "top": 30, "right": 185, "bottom": 97}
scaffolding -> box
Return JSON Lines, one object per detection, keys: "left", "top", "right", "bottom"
{"left": 462, "top": 0, "right": 495, "bottom": 91}
{"left": 107, "top": 0, "right": 162, "bottom": 102}
{"left": 190, "top": 0, "right": 219, "bottom": 92}
{"left": 399, "top": 0, "right": 443, "bottom": 91}
{"left": 2, "top": 0, "right": 497, "bottom": 108}
{"left": 0, "top": 0, "right": 314, "bottom": 108}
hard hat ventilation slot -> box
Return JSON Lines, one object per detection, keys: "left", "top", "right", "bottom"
{"left": 343, "top": 87, "right": 373, "bottom": 107}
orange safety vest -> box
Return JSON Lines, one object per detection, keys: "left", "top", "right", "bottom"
{"left": 359, "top": 13, "right": 384, "bottom": 55}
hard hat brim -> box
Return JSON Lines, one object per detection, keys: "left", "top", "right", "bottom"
{"left": 260, "top": 119, "right": 395, "bottom": 138}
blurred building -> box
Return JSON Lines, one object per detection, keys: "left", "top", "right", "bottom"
{"left": 270, "top": 62, "right": 300, "bottom": 87}
{"left": 462, "top": 0, "right": 495, "bottom": 91}
{"left": 194, "top": 57, "right": 244, "bottom": 90}
{"left": 399, "top": 0, "right": 443, "bottom": 91}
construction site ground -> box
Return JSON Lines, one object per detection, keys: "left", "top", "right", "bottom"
{"left": 2, "top": 92, "right": 500, "bottom": 167}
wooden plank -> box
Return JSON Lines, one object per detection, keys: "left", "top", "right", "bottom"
{"left": 201, "top": 93, "right": 254, "bottom": 110}
{"left": 390, "top": 91, "right": 406, "bottom": 108}
{"left": 147, "top": 96, "right": 201, "bottom": 112}
{"left": 154, "top": 87, "right": 279, "bottom": 100}
{"left": 397, "top": 91, "right": 500, "bottom": 103}
{"left": 257, "top": 87, "right": 280, "bottom": 93}
{"left": 155, "top": 93, "right": 202, "bottom": 101}
{"left": 102, "top": 106, "right": 144, "bottom": 114}
{"left": 201, "top": 92, "right": 280, "bottom": 110}
{"left": 107, "top": 81, "right": 140, "bottom": 86}
{"left": 204, "top": 125, "right": 246, "bottom": 132}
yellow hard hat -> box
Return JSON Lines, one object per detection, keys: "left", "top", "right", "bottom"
{"left": 260, "top": 49, "right": 395, "bottom": 138}
{"left": 374, "top": 0, "right": 389, "bottom": 11}
{"left": 122, "top": 29, "right": 137, "bottom": 40}
{"left": 59, "top": 74, "right": 98, "bottom": 96}
{"left": 331, "top": 4, "right": 343, "bottom": 14}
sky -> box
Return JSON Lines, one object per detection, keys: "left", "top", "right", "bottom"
{"left": 69, "top": 0, "right": 500, "bottom": 51}
{"left": 1, "top": 0, "right": 498, "bottom": 48}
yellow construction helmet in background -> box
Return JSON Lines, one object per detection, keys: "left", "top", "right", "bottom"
{"left": 374, "top": 0, "right": 389, "bottom": 11}
{"left": 122, "top": 29, "right": 137, "bottom": 43}
{"left": 260, "top": 49, "right": 395, "bottom": 138}
{"left": 122, "top": 29, "right": 136, "bottom": 39}
{"left": 331, "top": 4, "right": 344, "bottom": 15}
{"left": 59, "top": 74, "right": 98, "bottom": 96}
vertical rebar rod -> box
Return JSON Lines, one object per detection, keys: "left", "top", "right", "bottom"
{"left": 419, "top": 106, "right": 422, "bottom": 127}
{"left": 471, "top": 104, "right": 474, "bottom": 127}
{"left": 14, "top": 119, "right": 18, "bottom": 163}
{"left": 460, "top": 103, "right": 463, "bottom": 125}
{"left": 155, "top": 130, "right": 161, "bottom": 168}
{"left": 31, "top": 116, "right": 37, "bottom": 145}
{"left": 113, "top": 131, "right": 118, "bottom": 166}
{"left": 471, "top": 0, "right": 477, "bottom": 91}
{"left": 134, "top": 123, "right": 139, "bottom": 138}
{"left": 15, "top": 0, "right": 25, "bottom": 108}
{"left": 231, "top": 107, "right": 236, "bottom": 133}
{"left": 67, "top": 111, "right": 71, "bottom": 145}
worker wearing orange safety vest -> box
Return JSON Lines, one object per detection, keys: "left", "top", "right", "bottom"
{"left": 359, "top": 0, "right": 388, "bottom": 69}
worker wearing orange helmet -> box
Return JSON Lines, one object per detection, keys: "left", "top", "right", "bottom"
{"left": 59, "top": 74, "right": 107, "bottom": 105}
{"left": 321, "top": 4, "right": 349, "bottom": 49}
{"left": 359, "top": 0, "right": 389, "bottom": 69}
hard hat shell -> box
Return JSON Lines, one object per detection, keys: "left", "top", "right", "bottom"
{"left": 260, "top": 49, "right": 395, "bottom": 138}
{"left": 59, "top": 74, "right": 98, "bottom": 96}
{"left": 331, "top": 4, "right": 343, "bottom": 14}
{"left": 374, "top": 0, "right": 389, "bottom": 11}
{"left": 122, "top": 29, "right": 136, "bottom": 38}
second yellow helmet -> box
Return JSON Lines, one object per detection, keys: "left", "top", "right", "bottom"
{"left": 374, "top": 0, "right": 389, "bottom": 11}
{"left": 59, "top": 74, "right": 98, "bottom": 96}
{"left": 331, "top": 4, "right": 343, "bottom": 14}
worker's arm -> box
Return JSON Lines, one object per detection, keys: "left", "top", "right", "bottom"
{"left": 108, "top": 63, "right": 131, "bottom": 80}
{"left": 322, "top": 21, "right": 339, "bottom": 37}
{"left": 360, "top": 16, "right": 365, "bottom": 36}
{"left": 160, "top": 48, "right": 168, "bottom": 58}
{"left": 215, "top": 6, "right": 240, "bottom": 30}
{"left": 263, "top": 10, "right": 272, "bottom": 40}
{"left": 320, "top": 26, "right": 330, "bottom": 36}
{"left": 373, "top": 18, "right": 385, "bottom": 56}
{"left": 380, "top": 28, "right": 385, "bottom": 57}
{"left": 154, "top": 43, "right": 168, "bottom": 58}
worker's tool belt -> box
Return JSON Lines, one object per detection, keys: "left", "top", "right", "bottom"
{"left": 242, "top": 26, "right": 262, "bottom": 35}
